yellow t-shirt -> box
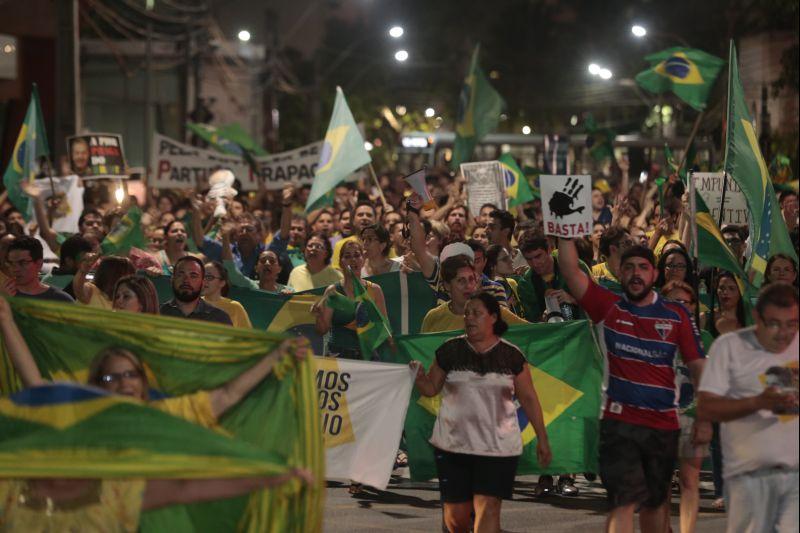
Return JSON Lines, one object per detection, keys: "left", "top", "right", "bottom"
{"left": 420, "top": 302, "right": 528, "bottom": 333}
{"left": 150, "top": 390, "right": 217, "bottom": 428}
{"left": 646, "top": 229, "right": 681, "bottom": 258}
{"left": 287, "top": 264, "right": 343, "bottom": 292}
{"left": 203, "top": 297, "right": 252, "bottom": 328}
{"left": 83, "top": 283, "right": 112, "bottom": 310}
{"left": 591, "top": 262, "right": 619, "bottom": 284}
{"left": 0, "top": 479, "right": 146, "bottom": 533}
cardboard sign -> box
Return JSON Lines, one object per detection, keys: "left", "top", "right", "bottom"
{"left": 692, "top": 172, "right": 749, "bottom": 226}
{"left": 540, "top": 174, "right": 592, "bottom": 237}
{"left": 67, "top": 134, "right": 127, "bottom": 179}
{"left": 150, "top": 133, "right": 322, "bottom": 191}
{"left": 461, "top": 161, "right": 506, "bottom": 218}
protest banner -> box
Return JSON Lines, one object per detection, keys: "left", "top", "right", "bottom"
{"left": 540, "top": 174, "right": 592, "bottom": 238}
{"left": 392, "top": 320, "right": 603, "bottom": 480}
{"left": 67, "top": 133, "right": 127, "bottom": 179}
{"left": 692, "top": 172, "right": 749, "bottom": 225}
{"left": 33, "top": 175, "right": 83, "bottom": 233}
{"left": 315, "top": 357, "right": 414, "bottom": 489}
{"left": 150, "top": 133, "right": 321, "bottom": 191}
{"left": 461, "top": 161, "right": 507, "bottom": 217}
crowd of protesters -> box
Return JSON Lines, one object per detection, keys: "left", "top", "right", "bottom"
{"left": 0, "top": 154, "right": 798, "bottom": 533}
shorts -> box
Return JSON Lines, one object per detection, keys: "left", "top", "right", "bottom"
{"left": 678, "top": 413, "right": 709, "bottom": 459}
{"left": 599, "top": 419, "right": 679, "bottom": 509}
{"left": 433, "top": 447, "right": 519, "bottom": 502}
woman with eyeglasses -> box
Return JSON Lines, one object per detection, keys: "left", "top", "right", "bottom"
{"left": 201, "top": 261, "right": 252, "bottom": 328}
{"left": 287, "top": 232, "right": 343, "bottom": 292}
{"left": 312, "top": 240, "right": 388, "bottom": 361}
{"left": 662, "top": 280, "right": 715, "bottom": 533}
{"left": 484, "top": 244, "right": 523, "bottom": 317}
{"left": 655, "top": 247, "right": 696, "bottom": 290}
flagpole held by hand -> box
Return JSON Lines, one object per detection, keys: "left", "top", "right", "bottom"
{"left": 368, "top": 163, "right": 389, "bottom": 210}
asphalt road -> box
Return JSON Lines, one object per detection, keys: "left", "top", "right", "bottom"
{"left": 323, "top": 470, "right": 728, "bottom": 532}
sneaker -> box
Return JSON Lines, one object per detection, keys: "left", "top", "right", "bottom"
{"left": 533, "top": 475, "right": 554, "bottom": 498}
{"left": 583, "top": 472, "right": 597, "bottom": 482}
{"left": 558, "top": 476, "right": 579, "bottom": 496}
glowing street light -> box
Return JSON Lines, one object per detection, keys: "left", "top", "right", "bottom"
{"left": 394, "top": 49, "right": 409, "bottom": 62}
{"left": 521, "top": 125, "right": 532, "bottom": 135}
{"left": 588, "top": 63, "right": 601, "bottom": 75}
{"left": 237, "top": 30, "right": 251, "bottom": 43}
{"left": 389, "top": 26, "right": 404, "bottom": 38}
{"left": 425, "top": 107, "right": 435, "bottom": 118}
{"left": 598, "top": 68, "right": 613, "bottom": 80}
{"left": 631, "top": 25, "right": 647, "bottom": 38}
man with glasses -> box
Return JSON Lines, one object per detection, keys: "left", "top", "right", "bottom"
{"left": 721, "top": 225, "right": 746, "bottom": 267}
{"left": 697, "top": 283, "right": 799, "bottom": 533}
{"left": 1, "top": 236, "right": 73, "bottom": 302}
{"left": 160, "top": 256, "right": 232, "bottom": 325}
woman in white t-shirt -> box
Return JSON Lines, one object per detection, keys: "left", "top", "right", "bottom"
{"left": 411, "top": 291, "right": 551, "bottom": 533}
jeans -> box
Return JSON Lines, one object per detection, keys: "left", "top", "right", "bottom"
{"left": 725, "top": 467, "right": 799, "bottom": 533}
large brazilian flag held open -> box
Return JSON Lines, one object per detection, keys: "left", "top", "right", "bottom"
{"left": 392, "top": 320, "right": 603, "bottom": 480}
{"left": 305, "top": 87, "right": 371, "bottom": 212}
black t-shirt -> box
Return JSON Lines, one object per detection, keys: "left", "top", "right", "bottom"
{"left": 435, "top": 336, "right": 525, "bottom": 376}
{"left": 160, "top": 298, "right": 233, "bottom": 325}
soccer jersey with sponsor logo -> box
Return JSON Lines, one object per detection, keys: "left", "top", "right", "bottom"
{"left": 579, "top": 281, "right": 704, "bottom": 430}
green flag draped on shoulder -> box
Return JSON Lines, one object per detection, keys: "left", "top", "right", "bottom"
{"left": 635, "top": 47, "right": 725, "bottom": 111}
{"left": 0, "top": 297, "right": 323, "bottom": 533}
{"left": 451, "top": 45, "right": 505, "bottom": 170}
{"left": 723, "top": 41, "right": 797, "bottom": 281}
{"left": 100, "top": 206, "right": 147, "bottom": 255}
{"left": 499, "top": 153, "right": 535, "bottom": 207}
{"left": 305, "top": 87, "right": 371, "bottom": 212}
{"left": 2, "top": 85, "right": 49, "bottom": 219}
{"left": 391, "top": 321, "right": 603, "bottom": 480}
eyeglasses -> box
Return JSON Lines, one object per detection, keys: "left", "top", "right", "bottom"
{"left": 100, "top": 370, "right": 141, "bottom": 383}
{"left": 259, "top": 256, "right": 278, "bottom": 264}
{"left": 760, "top": 319, "right": 800, "bottom": 333}
{"left": 5, "top": 259, "right": 34, "bottom": 268}
{"left": 724, "top": 238, "right": 742, "bottom": 246}
{"left": 665, "top": 263, "right": 688, "bottom": 271}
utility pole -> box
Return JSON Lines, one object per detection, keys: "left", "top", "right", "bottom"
{"left": 55, "top": 0, "right": 81, "bottom": 162}
{"left": 262, "top": 9, "right": 280, "bottom": 152}
{"left": 143, "top": 21, "right": 153, "bottom": 172}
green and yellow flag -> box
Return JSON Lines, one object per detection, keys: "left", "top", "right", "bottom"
{"left": 635, "top": 47, "right": 725, "bottom": 111}
{"left": 694, "top": 191, "right": 748, "bottom": 283}
{"left": 305, "top": 87, "right": 371, "bottom": 213}
{"left": 392, "top": 320, "right": 603, "bottom": 480}
{"left": 100, "top": 206, "right": 147, "bottom": 255}
{"left": 499, "top": 153, "right": 535, "bottom": 207}
{"left": 584, "top": 114, "right": 616, "bottom": 162}
{"left": 451, "top": 45, "right": 505, "bottom": 169}
{"left": 723, "top": 41, "right": 797, "bottom": 281}
{"left": 2, "top": 85, "right": 49, "bottom": 219}
{"left": 186, "top": 122, "right": 267, "bottom": 157}
{"left": 0, "top": 297, "right": 324, "bottom": 533}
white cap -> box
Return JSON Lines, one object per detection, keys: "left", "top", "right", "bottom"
{"left": 439, "top": 242, "right": 474, "bottom": 263}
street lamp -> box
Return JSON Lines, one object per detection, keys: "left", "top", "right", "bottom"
{"left": 425, "top": 107, "right": 435, "bottom": 118}
{"left": 389, "top": 26, "right": 404, "bottom": 38}
{"left": 631, "top": 24, "right": 647, "bottom": 38}
{"left": 521, "top": 125, "right": 532, "bottom": 135}
{"left": 598, "top": 68, "right": 613, "bottom": 80}
{"left": 394, "top": 49, "right": 409, "bottom": 62}
{"left": 237, "top": 30, "right": 251, "bottom": 43}
{"left": 588, "top": 63, "right": 601, "bottom": 75}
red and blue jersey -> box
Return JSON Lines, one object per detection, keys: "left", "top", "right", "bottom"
{"left": 579, "top": 281, "right": 704, "bottom": 430}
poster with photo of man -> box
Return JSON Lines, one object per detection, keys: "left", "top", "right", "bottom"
{"left": 67, "top": 133, "right": 127, "bottom": 179}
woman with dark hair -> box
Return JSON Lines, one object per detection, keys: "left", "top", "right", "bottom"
{"left": 202, "top": 260, "right": 252, "bottom": 328}
{"left": 656, "top": 247, "right": 696, "bottom": 289}
{"left": 287, "top": 231, "right": 342, "bottom": 291}
{"left": 764, "top": 253, "right": 798, "bottom": 286}
{"left": 411, "top": 291, "right": 551, "bottom": 533}
{"left": 157, "top": 220, "right": 191, "bottom": 274}
{"left": 360, "top": 224, "right": 400, "bottom": 277}
{"left": 484, "top": 244, "right": 523, "bottom": 316}
{"left": 74, "top": 255, "right": 136, "bottom": 309}
{"left": 112, "top": 274, "right": 160, "bottom": 314}
{"left": 705, "top": 271, "right": 746, "bottom": 337}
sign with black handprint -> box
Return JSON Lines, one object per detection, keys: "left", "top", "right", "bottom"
{"left": 540, "top": 174, "right": 592, "bottom": 238}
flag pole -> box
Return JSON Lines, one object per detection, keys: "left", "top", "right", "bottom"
{"left": 688, "top": 170, "right": 701, "bottom": 325}
{"left": 368, "top": 163, "right": 389, "bottom": 210}
{"left": 676, "top": 111, "right": 704, "bottom": 174}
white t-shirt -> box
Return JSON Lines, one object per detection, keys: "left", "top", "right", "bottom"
{"left": 698, "top": 328, "right": 799, "bottom": 479}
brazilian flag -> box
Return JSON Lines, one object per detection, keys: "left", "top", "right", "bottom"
{"left": 1, "top": 84, "right": 49, "bottom": 219}
{"left": 100, "top": 206, "right": 147, "bottom": 255}
{"left": 0, "top": 296, "right": 324, "bottom": 533}
{"left": 305, "top": 87, "right": 371, "bottom": 212}
{"left": 723, "top": 41, "right": 797, "bottom": 281}
{"left": 392, "top": 320, "right": 603, "bottom": 480}
{"left": 584, "top": 114, "right": 615, "bottom": 162}
{"left": 451, "top": 45, "right": 505, "bottom": 169}
{"left": 499, "top": 153, "right": 535, "bottom": 207}
{"left": 635, "top": 47, "right": 725, "bottom": 111}
{"left": 694, "top": 191, "right": 748, "bottom": 284}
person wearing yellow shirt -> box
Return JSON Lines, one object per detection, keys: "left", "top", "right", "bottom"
{"left": 421, "top": 255, "right": 527, "bottom": 334}
{"left": 74, "top": 255, "right": 136, "bottom": 310}
{"left": 287, "top": 232, "right": 343, "bottom": 292}
{"left": 201, "top": 260, "right": 252, "bottom": 328}
{"left": 590, "top": 226, "right": 633, "bottom": 296}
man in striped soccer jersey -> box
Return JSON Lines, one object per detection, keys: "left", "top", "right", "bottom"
{"left": 557, "top": 238, "right": 709, "bottom": 533}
